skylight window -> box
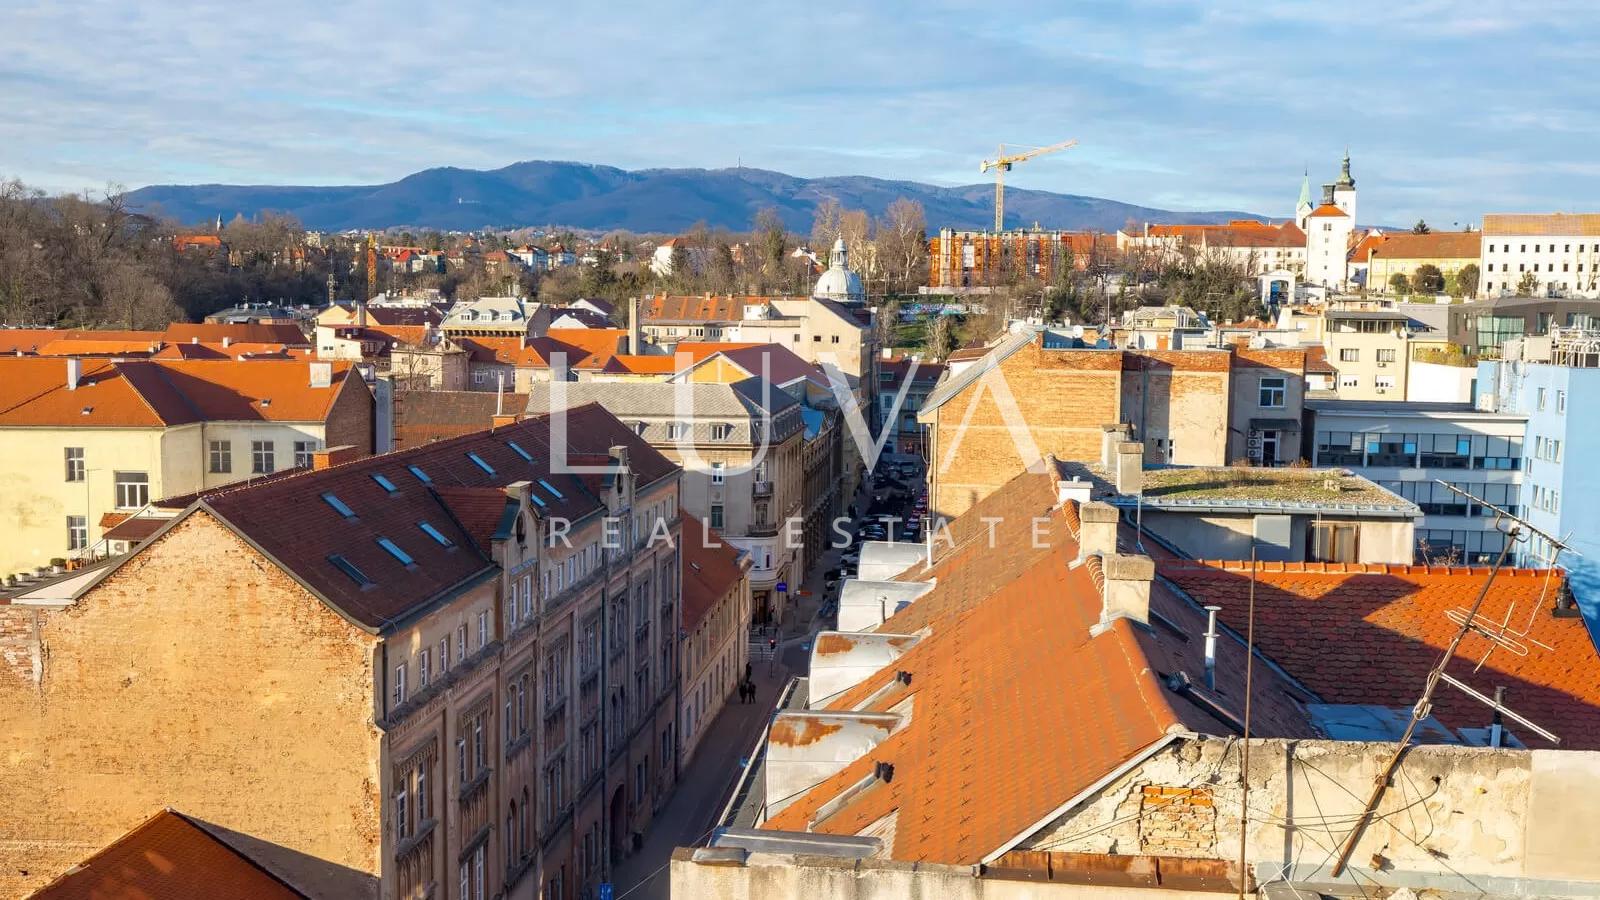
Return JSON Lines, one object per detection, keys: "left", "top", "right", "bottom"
{"left": 322, "top": 492, "right": 355, "bottom": 518}
{"left": 377, "top": 537, "right": 415, "bottom": 566}
{"left": 418, "top": 521, "right": 454, "bottom": 547}
{"left": 538, "top": 479, "right": 565, "bottom": 500}
{"left": 528, "top": 491, "right": 547, "bottom": 508}
{"left": 328, "top": 554, "right": 372, "bottom": 586}
{"left": 372, "top": 473, "right": 398, "bottom": 493}
{"left": 467, "top": 452, "right": 495, "bottom": 475}
{"left": 408, "top": 465, "right": 431, "bottom": 484}
{"left": 507, "top": 441, "right": 533, "bottom": 462}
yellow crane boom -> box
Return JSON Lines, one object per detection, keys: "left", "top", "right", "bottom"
{"left": 980, "top": 139, "right": 1077, "bottom": 231}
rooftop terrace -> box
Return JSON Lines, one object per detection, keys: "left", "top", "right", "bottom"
{"left": 1141, "top": 466, "right": 1406, "bottom": 508}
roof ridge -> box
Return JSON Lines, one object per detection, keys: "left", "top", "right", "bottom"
{"left": 1157, "top": 558, "right": 1558, "bottom": 579}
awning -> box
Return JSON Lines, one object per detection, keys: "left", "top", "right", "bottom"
{"left": 1250, "top": 417, "right": 1302, "bottom": 431}
{"left": 104, "top": 516, "right": 168, "bottom": 543}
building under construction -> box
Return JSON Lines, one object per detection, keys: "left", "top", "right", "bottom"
{"left": 927, "top": 227, "right": 1115, "bottom": 291}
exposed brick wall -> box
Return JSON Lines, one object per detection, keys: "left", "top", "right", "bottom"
{"left": 1135, "top": 785, "right": 1218, "bottom": 856}
{"left": 0, "top": 512, "right": 382, "bottom": 898}
{"left": 0, "top": 605, "right": 40, "bottom": 685}
{"left": 324, "top": 373, "right": 376, "bottom": 456}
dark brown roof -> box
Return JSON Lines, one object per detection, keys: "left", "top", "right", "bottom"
{"left": 186, "top": 404, "right": 677, "bottom": 632}
{"left": 393, "top": 390, "right": 531, "bottom": 450}
{"left": 29, "top": 809, "right": 308, "bottom": 900}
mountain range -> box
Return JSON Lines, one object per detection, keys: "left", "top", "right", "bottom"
{"left": 125, "top": 160, "right": 1267, "bottom": 234}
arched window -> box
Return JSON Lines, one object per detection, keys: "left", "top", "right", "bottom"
{"left": 520, "top": 787, "right": 531, "bottom": 857}
{"left": 506, "top": 802, "right": 516, "bottom": 869}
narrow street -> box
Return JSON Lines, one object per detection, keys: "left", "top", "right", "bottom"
{"left": 607, "top": 482, "right": 866, "bottom": 900}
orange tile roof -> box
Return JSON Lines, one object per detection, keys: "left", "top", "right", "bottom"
{"left": 0, "top": 329, "right": 163, "bottom": 355}
{"left": 599, "top": 355, "right": 683, "bottom": 375}
{"left": 1160, "top": 560, "right": 1600, "bottom": 749}
{"left": 761, "top": 474, "right": 1314, "bottom": 864}
{"left": 30, "top": 808, "right": 307, "bottom": 899}
{"left": 0, "top": 358, "right": 359, "bottom": 427}
{"left": 1482, "top": 213, "right": 1600, "bottom": 237}
{"left": 640, "top": 293, "right": 767, "bottom": 323}
{"left": 162, "top": 322, "right": 310, "bottom": 346}
{"left": 1307, "top": 203, "right": 1348, "bottom": 218}
{"left": 681, "top": 517, "right": 747, "bottom": 629}
{"left": 1367, "top": 231, "right": 1481, "bottom": 260}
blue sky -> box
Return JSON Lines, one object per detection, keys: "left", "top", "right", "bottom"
{"left": 4, "top": 0, "right": 1597, "bottom": 225}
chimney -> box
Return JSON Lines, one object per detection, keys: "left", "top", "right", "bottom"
{"left": 609, "top": 444, "right": 630, "bottom": 471}
{"left": 491, "top": 413, "right": 520, "bottom": 429}
{"left": 356, "top": 298, "right": 368, "bottom": 328}
{"left": 65, "top": 358, "right": 82, "bottom": 391}
{"left": 1056, "top": 475, "right": 1092, "bottom": 506}
{"left": 627, "top": 295, "right": 642, "bottom": 356}
{"left": 309, "top": 361, "right": 333, "bottom": 388}
{"left": 222, "top": 336, "right": 232, "bottom": 348}
{"left": 311, "top": 445, "right": 360, "bottom": 470}
{"left": 1078, "top": 501, "right": 1120, "bottom": 559}
{"left": 1100, "top": 423, "right": 1131, "bottom": 467}
{"left": 1115, "top": 441, "right": 1145, "bottom": 495}
{"left": 1202, "top": 605, "right": 1221, "bottom": 691}
{"left": 1092, "top": 553, "right": 1155, "bottom": 634}
{"left": 881, "top": 347, "right": 894, "bottom": 360}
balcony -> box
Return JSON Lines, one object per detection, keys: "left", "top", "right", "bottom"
{"left": 752, "top": 480, "right": 774, "bottom": 497}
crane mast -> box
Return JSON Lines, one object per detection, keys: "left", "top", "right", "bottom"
{"left": 980, "top": 139, "right": 1077, "bottom": 231}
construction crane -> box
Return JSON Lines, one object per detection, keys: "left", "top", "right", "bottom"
{"left": 980, "top": 139, "right": 1077, "bottom": 231}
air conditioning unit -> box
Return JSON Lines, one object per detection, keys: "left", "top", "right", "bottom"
{"left": 1377, "top": 361, "right": 1388, "bottom": 368}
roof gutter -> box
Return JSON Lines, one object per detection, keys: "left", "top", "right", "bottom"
{"left": 979, "top": 732, "right": 1183, "bottom": 866}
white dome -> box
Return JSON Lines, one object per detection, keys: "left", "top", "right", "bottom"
{"left": 813, "top": 237, "right": 865, "bottom": 302}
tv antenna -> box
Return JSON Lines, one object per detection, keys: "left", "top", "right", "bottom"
{"left": 1331, "top": 481, "right": 1575, "bottom": 877}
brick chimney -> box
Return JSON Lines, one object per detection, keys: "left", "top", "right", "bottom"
{"left": 492, "top": 414, "right": 520, "bottom": 429}
{"left": 1078, "top": 501, "right": 1120, "bottom": 558}
{"left": 1115, "top": 441, "right": 1144, "bottom": 495}
{"left": 1091, "top": 553, "right": 1155, "bottom": 635}
{"left": 312, "top": 445, "right": 361, "bottom": 470}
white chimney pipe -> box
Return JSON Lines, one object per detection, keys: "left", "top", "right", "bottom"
{"left": 65, "top": 358, "right": 82, "bottom": 391}
{"left": 1203, "top": 605, "right": 1221, "bottom": 691}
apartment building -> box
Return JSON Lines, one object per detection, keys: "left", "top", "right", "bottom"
{"left": 0, "top": 407, "right": 682, "bottom": 900}
{"left": 1117, "top": 220, "right": 1308, "bottom": 277}
{"left": 1321, "top": 307, "right": 1416, "bottom": 400}
{"left": 1227, "top": 348, "right": 1307, "bottom": 465}
{"left": 1306, "top": 399, "right": 1526, "bottom": 564}
{"left": 638, "top": 293, "right": 879, "bottom": 380}
{"left": 876, "top": 352, "right": 945, "bottom": 459}
{"left": 1480, "top": 213, "right": 1600, "bottom": 298}
{"left": 1480, "top": 330, "right": 1600, "bottom": 606}
{"left": 917, "top": 328, "right": 1234, "bottom": 518}
{"left": 677, "top": 518, "right": 751, "bottom": 766}
{"left": 1364, "top": 231, "right": 1481, "bottom": 296}
{"left": 525, "top": 380, "right": 806, "bottom": 627}
{"left": 0, "top": 357, "right": 373, "bottom": 575}
{"left": 1443, "top": 295, "right": 1600, "bottom": 358}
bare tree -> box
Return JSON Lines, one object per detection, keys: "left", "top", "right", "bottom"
{"left": 809, "top": 198, "right": 843, "bottom": 252}
{"left": 877, "top": 198, "right": 927, "bottom": 294}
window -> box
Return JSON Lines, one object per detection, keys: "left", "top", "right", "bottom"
{"left": 408, "top": 464, "right": 431, "bottom": 484}
{"left": 65, "top": 447, "right": 85, "bottom": 482}
{"left": 293, "top": 440, "right": 318, "bottom": 468}
{"left": 419, "top": 648, "right": 431, "bottom": 688}
{"left": 1557, "top": 391, "right": 1567, "bottom": 414}
{"left": 1338, "top": 348, "right": 1359, "bottom": 362}
{"left": 1309, "top": 522, "right": 1360, "bottom": 563}
{"left": 419, "top": 521, "right": 454, "bottom": 547}
{"left": 710, "top": 504, "right": 724, "bottom": 529}
{"left": 393, "top": 662, "right": 407, "bottom": 706}
{"left": 467, "top": 452, "right": 495, "bottom": 475}
{"left": 537, "top": 479, "right": 564, "bottom": 500}
{"left": 395, "top": 781, "right": 409, "bottom": 838}
{"left": 114, "top": 472, "right": 149, "bottom": 509}
{"left": 667, "top": 424, "right": 687, "bottom": 440}
{"left": 439, "top": 637, "right": 450, "bottom": 673}
{"left": 371, "top": 473, "right": 398, "bottom": 493}
{"left": 1536, "top": 387, "right": 1548, "bottom": 411}
{"left": 710, "top": 462, "right": 725, "bottom": 485}
{"left": 1376, "top": 348, "right": 1396, "bottom": 363}
{"left": 251, "top": 441, "right": 275, "bottom": 474}
{"left": 322, "top": 492, "right": 356, "bottom": 517}
{"left": 1258, "top": 376, "right": 1286, "bottom": 408}
{"left": 477, "top": 611, "right": 489, "bottom": 649}
{"left": 711, "top": 423, "right": 732, "bottom": 440}
{"left": 378, "top": 537, "right": 414, "bottom": 566}
{"left": 207, "top": 440, "right": 231, "bottom": 474}
{"left": 457, "top": 625, "right": 467, "bottom": 663}
{"left": 1338, "top": 375, "right": 1360, "bottom": 390}
{"left": 328, "top": 554, "right": 373, "bottom": 587}
{"left": 67, "top": 515, "right": 87, "bottom": 551}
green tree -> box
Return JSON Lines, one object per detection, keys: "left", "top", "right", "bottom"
{"left": 1517, "top": 270, "right": 1540, "bottom": 296}
{"left": 1413, "top": 263, "right": 1445, "bottom": 294}
{"left": 1412, "top": 219, "right": 1431, "bottom": 234}
{"left": 1456, "top": 263, "right": 1480, "bottom": 298}
{"left": 927, "top": 312, "right": 958, "bottom": 359}
{"left": 1388, "top": 272, "right": 1411, "bottom": 296}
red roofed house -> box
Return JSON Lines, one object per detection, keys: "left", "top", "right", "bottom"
{"left": 677, "top": 517, "right": 752, "bottom": 765}
{"left": 0, "top": 357, "right": 374, "bottom": 575}
{"left": 0, "top": 406, "right": 686, "bottom": 900}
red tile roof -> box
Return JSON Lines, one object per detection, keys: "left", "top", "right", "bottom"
{"left": 1160, "top": 560, "right": 1600, "bottom": 749}
{"left": 185, "top": 404, "right": 677, "bottom": 632}
{"left": 1482, "top": 213, "right": 1600, "bottom": 237}
{"left": 1367, "top": 231, "right": 1481, "bottom": 261}
{"left": 392, "top": 390, "right": 531, "bottom": 450}
{"left": 29, "top": 808, "right": 307, "bottom": 899}
{"left": 1304, "top": 345, "right": 1337, "bottom": 375}
{"left": 162, "top": 323, "right": 310, "bottom": 346}
{"left": 640, "top": 293, "right": 766, "bottom": 324}
{"left": 1307, "top": 203, "right": 1349, "bottom": 218}
{"left": 681, "top": 518, "right": 747, "bottom": 629}
{"left": 0, "top": 329, "right": 163, "bottom": 355}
